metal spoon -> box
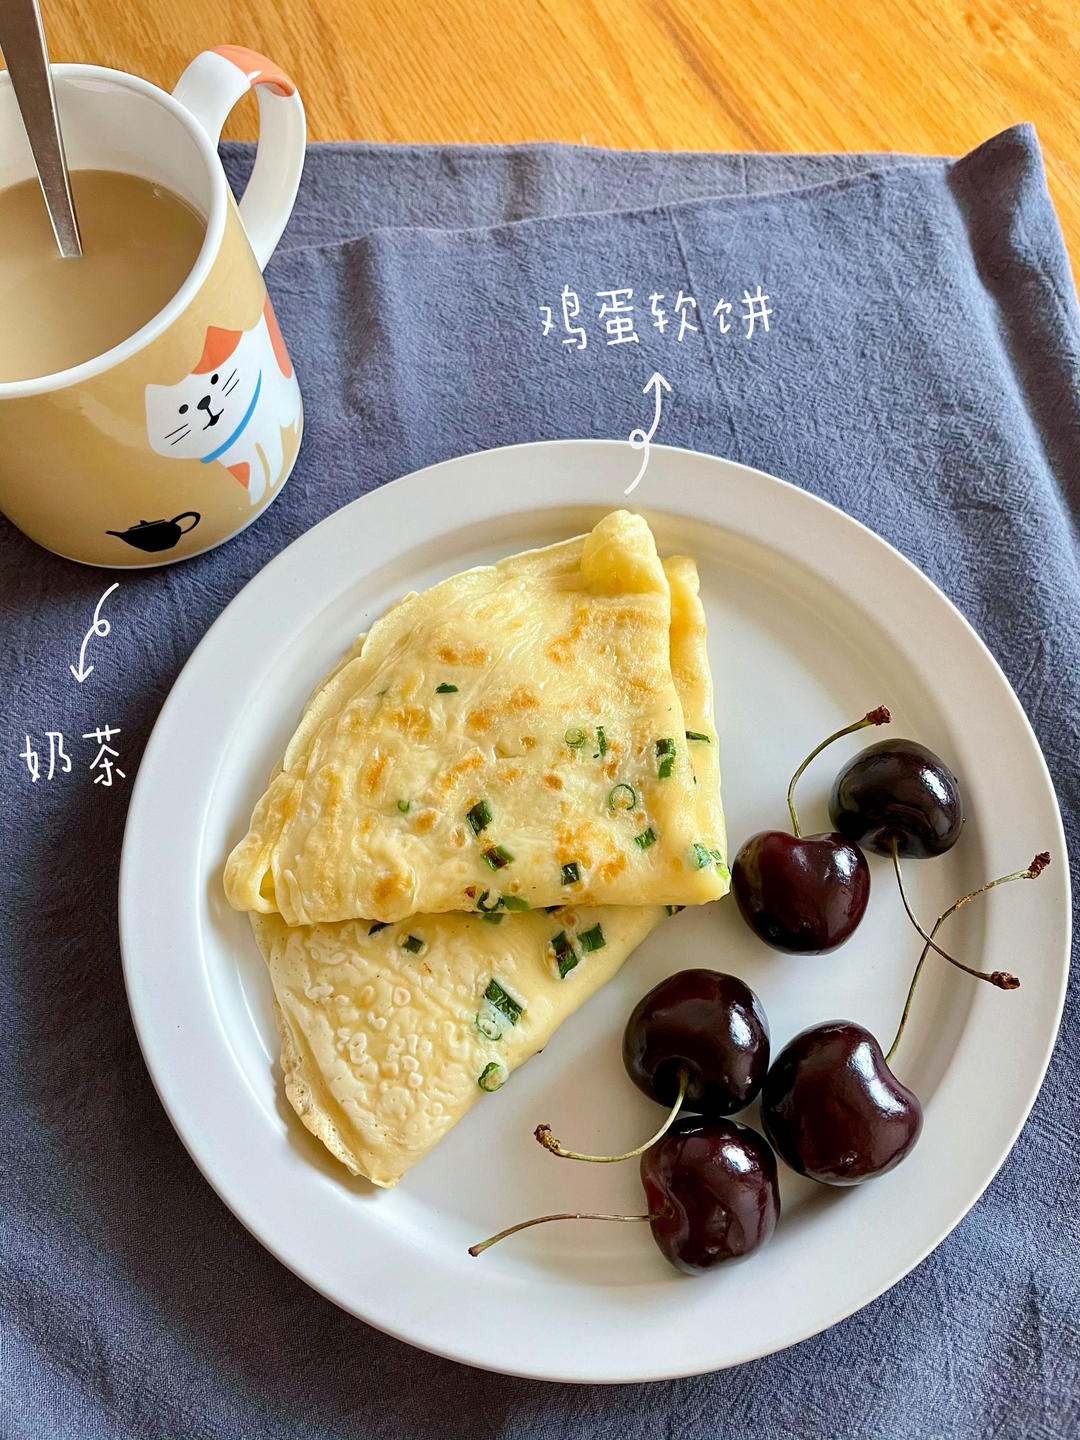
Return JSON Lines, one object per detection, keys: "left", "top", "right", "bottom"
{"left": 0, "top": 0, "right": 81, "bottom": 257}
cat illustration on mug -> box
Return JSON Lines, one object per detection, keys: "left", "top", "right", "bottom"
{"left": 145, "top": 293, "right": 301, "bottom": 504}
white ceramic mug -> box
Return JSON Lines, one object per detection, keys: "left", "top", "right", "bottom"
{"left": 0, "top": 48, "right": 306, "bottom": 567}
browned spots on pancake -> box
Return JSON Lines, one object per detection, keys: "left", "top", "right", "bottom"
{"left": 373, "top": 872, "right": 410, "bottom": 908}
{"left": 450, "top": 825, "right": 467, "bottom": 848}
{"left": 434, "top": 750, "right": 485, "bottom": 793}
{"left": 554, "top": 819, "right": 622, "bottom": 870}
{"left": 472, "top": 595, "right": 513, "bottom": 625}
{"left": 543, "top": 772, "right": 563, "bottom": 791}
{"left": 358, "top": 749, "right": 389, "bottom": 797}
{"left": 310, "top": 873, "right": 341, "bottom": 914}
{"left": 466, "top": 687, "right": 540, "bottom": 735}
{"left": 437, "top": 643, "right": 490, "bottom": 665}
{"left": 414, "top": 808, "right": 439, "bottom": 833}
{"left": 602, "top": 756, "right": 620, "bottom": 780}
{"left": 624, "top": 674, "right": 655, "bottom": 696}
{"left": 276, "top": 778, "right": 300, "bottom": 824}
{"left": 521, "top": 736, "right": 536, "bottom": 750}
{"left": 313, "top": 766, "right": 347, "bottom": 832}
{"left": 544, "top": 603, "right": 593, "bottom": 665}
{"left": 598, "top": 852, "right": 629, "bottom": 882}
{"left": 398, "top": 671, "right": 424, "bottom": 702}
{"left": 605, "top": 604, "right": 665, "bottom": 630}
{"left": 498, "top": 763, "right": 522, "bottom": 783}
{"left": 385, "top": 706, "right": 432, "bottom": 741}
{"left": 544, "top": 599, "right": 666, "bottom": 666}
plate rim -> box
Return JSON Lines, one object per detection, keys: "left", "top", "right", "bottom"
{"left": 119, "top": 438, "right": 1072, "bottom": 1382}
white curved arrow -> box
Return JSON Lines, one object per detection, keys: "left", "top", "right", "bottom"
{"left": 70, "top": 583, "right": 119, "bottom": 683}
{"left": 625, "top": 372, "right": 671, "bottom": 495}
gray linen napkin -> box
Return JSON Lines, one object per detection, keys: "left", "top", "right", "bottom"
{"left": 2, "top": 124, "right": 1077, "bottom": 1440}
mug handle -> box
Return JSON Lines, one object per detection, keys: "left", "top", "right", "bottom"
{"left": 172, "top": 46, "right": 305, "bottom": 271}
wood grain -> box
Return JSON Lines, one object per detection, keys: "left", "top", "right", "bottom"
{"left": 23, "top": 0, "right": 1080, "bottom": 264}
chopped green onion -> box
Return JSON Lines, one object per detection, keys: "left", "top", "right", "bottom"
{"left": 368, "top": 921, "right": 390, "bottom": 935}
{"left": 710, "top": 848, "right": 724, "bottom": 864}
{"left": 596, "top": 726, "right": 608, "bottom": 756}
{"left": 634, "top": 826, "right": 657, "bottom": 850}
{"left": 476, "top": 1012, "right": 502, "bottom": 1041}
{"left": 478, "top": 1061, "right": 507, "bottom": 1092}
{"left": 481, "top": 844, "right": 514, "bottom": 870}
{"left": 397, "top": 798, "right": 411, "bottom": 814}
{"left": 500, "top": 893, "right": 530, "bottom": 911}
{"left": 655, "top": 737, "right": 676, "bottom": 756}
{"left": 435, "top": 682, "right": 458, "bottom": 694}
{"left": 685, "top": 730, "right": 711, "bottom": 743}
{"left": 608, "top": 783, "right": 638, "bottom": 811}
{"left": 665, "top": 904, "right": 684, "bottom": 916}
{"left": 579, "top": 923, "right": 606, "bottom": 953}
{"left": 550, "top": 931, "right": 579, "bottom": 978}
{"left": 690, "top": 842, "right": 712, "bottom": 869}
{"left": 561, "top": 861, "right": 581, "bottom": 884}
{"left": 657, "top": 755, "right": 675, "bottom": 779}
{"left": 466, "top": 799, "right": 492, "bottom": 834}
{"left": 476, "top": 889, "right": 501, "bottom": 913}
{"left": 400, "top": 934, "right": 424, "bottom": 954}
{"left": 717, "top": 861, "right": 731, "bottom": 882}
{"left": 564, "top": 726, "right": 587, "bottom": 748}
{"left": 482, "top": 911, "right": 503, "bottom": 925}
{"left": 484, "top": 979, "right": 523, "bottom": 1025}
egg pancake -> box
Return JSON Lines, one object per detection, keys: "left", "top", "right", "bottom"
{"left": 225, "top": 511, "right": 728, "bottom": 925}
{"left": 245, "top": 552, "right": 725, "bottom": 1185}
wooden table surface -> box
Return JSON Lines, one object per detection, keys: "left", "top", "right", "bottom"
{"left": 33, "top": 0, "right": 1080, "bottom": 265}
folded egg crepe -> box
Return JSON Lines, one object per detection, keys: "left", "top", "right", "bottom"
{"left": 225, "top": 511, "right": 728, "bottom": 926}
{"left": 245, "top": 551, "right": 726, "bottom": 1186}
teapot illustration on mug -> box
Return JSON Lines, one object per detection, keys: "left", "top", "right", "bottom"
{"left": 106, "top": 511, "right": 201, "bottom": 552}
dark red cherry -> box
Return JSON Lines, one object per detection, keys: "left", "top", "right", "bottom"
{"left": 829, "top": 738, "right": 963, "bottom": 858}
{"left": 760, "top": 1021, "right": 922, "bottom": 1185}
{"left": 623, "top": 969, "right": 770, "bottom": 1114}
{"left": 729, "top": 707, "right": 889, "bottom": 955}
{"left": 640, "top": 1116, "right": 780, "bottom": 1273}
{"left": 731, "top": 831, "right": 870, "bottom": 953}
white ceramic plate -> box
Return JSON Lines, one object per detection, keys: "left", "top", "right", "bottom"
{"left": 120, "top": 441, "right": 1070, "bottom": 1383}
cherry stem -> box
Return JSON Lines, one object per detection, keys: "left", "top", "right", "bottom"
{"left": 786, "top": 706, "right": 891, "bottom": 838}
{"left": 886, "top": 851, "right": 1048, "bottom": 1064}
{"left": 469, "top": 1211, "right": 658, "bottom": 1257}
{"left": 535, "top": 1069, "right": 689, "bottom": 1163}
{"left": 890, "top": 839, "right": 1025, "bottom": 988}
